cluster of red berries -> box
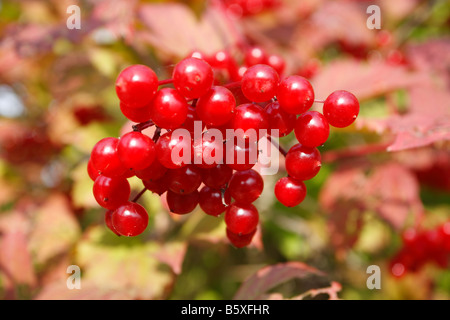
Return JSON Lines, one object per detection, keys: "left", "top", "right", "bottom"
{"left": 390, "top": 222, "right": 450, "bottom": 278}
{"left": 87, "top": 54, "right": 359, "bottom": 248}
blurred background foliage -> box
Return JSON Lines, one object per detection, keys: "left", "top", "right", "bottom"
{"left": 0, "top": 0, "right": 449, "bottom": 300}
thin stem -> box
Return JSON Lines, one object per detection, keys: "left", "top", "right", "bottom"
{"left": 133, "top": 120, "right": 154, "bottom": 132}
{"left": 152, "top": 126, "right": 162, "bottom": 143}
{"left": 158, "top": 78, "right": 173, "bottom": 86}
{"left": 267, "top": 135, "right": 287, "bottom": 157}
{"left": 132, "top": 187, "right": 147, "bottom": 203}
{"left": 314, "top": 99, "right": 325, "bottom": 103}
{"left": 191, "top": 99, "right": 198, "bottom": 108}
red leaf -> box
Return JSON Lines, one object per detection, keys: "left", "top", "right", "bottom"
{"left": 0, "top": 213, "right": 36, "bottom": 287}
{"left": 233, "top": 262, "right": 326, "bottom": 300}
{"left": 137, "top": 3, "right": 240, "bottom": 59}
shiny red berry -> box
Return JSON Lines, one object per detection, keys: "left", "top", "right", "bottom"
{"left": 285, "top": 144, "right": 321, "bottom": 181}
{"left": 277, "top": 75, "right": 314, "bottom": 115}
{"left": 173, "top": 57, "right": 214, "bottom": 99}
{"left": 111, "top": 202, "right": 149, "bottom": 236}
{"left": 241, "top": 64, "right": 279, "bottom": 102}
{"left": 294, "top": 111, "right": 330, "bottom": 148}
{"left": 274, "top": 177, "right": 306, "bottom": 207}
{"left": 323, "top": 90, "right": 359, "bottom": 128}
{"left": 115, "top": 64, "right": 158, "bottom": 108}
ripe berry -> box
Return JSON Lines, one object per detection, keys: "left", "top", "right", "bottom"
{"left": 228, "top": 169, "right": 264, "bottom": 203}
{"left": 180, "top": 105, "right": 203, "bottom": 135}
{"left": 117, "top": 131, "right": 156, "bottom": 171}
{"left": 277, "top": 75, "right": 314, "bottom": 115}
{"left": 226, "top": 228, "right": 256, "bottom": 248}
{"left": 244, "top": 47, "right": 266, "bottom": 66}
{"left": 241, "top": 64, "right": 279, "bottom": 102}
{"left": 225, "top": 203, "right": 259, "bottom": 235}
{"left": 199, "top": 186, "right": 231, "bottom": 217}
{"left": 166, "top": 165, "right": 202, "bottom": 194}
{"left": 193, "top": 131, "right": 224, "bottom": 169}
{"left": 143, "top": 175, "right": 169, "bottom": 195}
{"left": 264, "top": 101, "right": 296, "bottom": 137}
{"left": 201, "top": 164, "right": 233, "bottom": 189}
{"left": 285, "top": 144, "right": 321, "bottom": 181}
{"left": 294, "top": 111, "right": 330, "bottom": 148}
{"left": 172, "top": 57, "right": 214, "bottom": 99}
{"left": 120, "top": 102, "right": 152, "bottom": 123}
{"left": 111, "top": 202, "right": 149, "bottom": 236}
{"left": 166, "top": 190, "right": 199, "bottom": 214}
{"left": 196, "top": 86, "right": 236, "bottom": 126}
{"left": 224, "top": 139, "right": 259, "bottom": 171}
{"left": 135, "top": 158, "right": 167, "bottom": 181}
{"left": 323, "top": 90, "right": 359, "bottom": 128}
{"left": 231, "top": 103, "right": 268, "bottom": 139}
{"left": 115, "top": 64, "right": 158, "bottom": 108}
{"left": 156, "top": 131, "right": 193, "bottom": 169}
{"left": 93, "top": 175, "right": 130, "bottom": 210}
{"left": 91, "top": 137, "right": 128, "bottom": 178}
{"left": 274, "top": 177, "right": 306, "bottom": 207}
{"left": 266, "top": 53, "right": 286, "bottom": 75}
{"left": 150, "top": 88, "right": 188, "bottom": 130}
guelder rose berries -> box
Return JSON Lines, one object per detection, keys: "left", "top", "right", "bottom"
{"left": 115, "top": 64, "right": 158, "bottom": 108}
{"left": 88, "top": 54, "right": 360, "bottom": 247}
{"left": 323, "top": 90, "right": 359, "bottom": 128}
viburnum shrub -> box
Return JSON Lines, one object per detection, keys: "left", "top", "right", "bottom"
{"left": 88, "top": 50, "right": 360, "bottom": 247}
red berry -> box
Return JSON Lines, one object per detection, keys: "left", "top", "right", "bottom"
{"left": 193, "top": 131, "right": 224, "bottom": 169}
{"left": 180, "top": 105, "right": 203, "bottom": 135}
{"left": 294, "top": 111, "right": 330, "bottom": 148}
{"left": 277, "top": 75, "right": 314, "bottom": 115}
{"left": 196, "top": 86, "right": 236, "bottom": 126}
{"left": 156, "top": 131, "right": 193, "bottom": 169}
{"left": 228, "top": 169, "right": 264, "bottom": 203}
{"left": 225, "top": 202, "right": 259, "bottom": 235}
{"left": 143, "top": 175, "right": 169, "bottom": 195}
{"left": 226, "top": 228, "right": 256, "bottom": 248}
{"left": 241, "top": 64, "right": 279, "bottom": 102}
{"left": 323, "top": 90, "right": 359, "bottom": 128}
{"left": 244, "top": 47, "right": 266, "bottom": 66}
{"left": 201, "top": 164, "right": 233, "bottom": 189}
{"left": 135, "top": 158, "right": 167, "bottom": 181}
{"left": 224, "top": 139, "right": 259, "bottom": 171}
{"left": 166, "top": 190, "right": 199, "bottom": 214}
{"left": 231, "top": 103, "right": 268, "bottom": 139}
{"left": 173, "top": 57, "right": 214, "bottom": 99}
{"left": 166, "top": 165, "right": 202, "bottom": 194}
{"left": 199, "top": 186, "right": 231, "bottom": 217}
{"left": 285, "top": 144, "right": 321, "bottom": 181}
{"left": 91, "top": 137, "right": 128, "bottom": 178}
{"left": 93, "top": 175, "right": 130, "bottom": 210}
{"left": 150, "top": 88, "right": 188, "bottom": 130}
{"left": 264, "top": 101, "right": 296, "bottom": 137}
{"left": 274, "top": 177, "right": 306, "bottom": 207}
{"left": 120, "top": 102, "right": 152, "bottom": 123}
{"left": 115, "top": 65, "right": 158, "bottom": 108}
{"left": 117, "top": 131, "right": 156, "bottom": 171}
{"left": 111, "top": 202, "right": 149, "bottom": 236}
{"left": 266, "top": 53, "right": 285, "bottom": 75}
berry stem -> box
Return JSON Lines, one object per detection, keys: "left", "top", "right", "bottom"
{"left": 132, "top": 187, "right": 147, "bottom": 203}
{"left": 152, "top": 126, "right": 162, "bottom": 143}
{"left": 132, "top": 120, "right": 154, "bottom": 132}
{"left": 158, "top": 78, "right": 173, "bottom": 86}
{"left": 267, "top": 135, "right": 287, "bottom": 157}
{"left": 314, "top": 100, "right": 325, "bottom": 103}
{"left": 220, "top": 188, "right": 229, "bottom": 207}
